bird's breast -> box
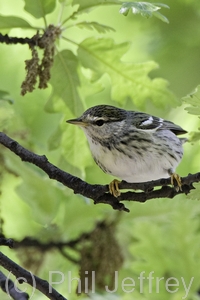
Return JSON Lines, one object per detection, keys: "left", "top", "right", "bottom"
{"left": 85, "top": 132, "right": 183, "bottom": 183}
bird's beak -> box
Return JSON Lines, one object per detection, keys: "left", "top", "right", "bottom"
{"left": 66, "top": 118, "right": 88, "bottom": 127}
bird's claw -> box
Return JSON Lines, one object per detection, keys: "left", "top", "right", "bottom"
{"left": 109, "top": 179, "right": 121, "bottom": 197}
{"left": 170, "top": 173, "right": 182, "bottom": 191}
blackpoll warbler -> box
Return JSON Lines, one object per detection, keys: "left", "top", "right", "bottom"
{"left": 67, "top": 105, "right": 187, "bottom": 197}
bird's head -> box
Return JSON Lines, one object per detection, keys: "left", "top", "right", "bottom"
{"left": 66, "top": 105, "right": 128, "bottom": 141}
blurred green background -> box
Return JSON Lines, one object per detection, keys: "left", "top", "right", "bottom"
{"left": 0, "top": 0, "right": 200, "bottom": 299}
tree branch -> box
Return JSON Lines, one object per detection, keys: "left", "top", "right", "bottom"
{"left": 0, "top": 251, "right": 67, "bottom": 300}
{"left": 0, "top": 132, "right": 198, "bottom": 212}
{"left": 0, "top": 33, "right": 37, "bottom": 46}
{"left": 0, "top": 270, "right": 29, "bottom": 300}
{"left": 0, "top": 28, "right": 60, "bottom": 49}
{"left": 0, "top": 238, "right": 14, "bottom": 248}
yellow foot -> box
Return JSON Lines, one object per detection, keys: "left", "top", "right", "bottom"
{"left": 109, "top": 179, "right": 121, "bottom": 197}
{"left": 170, "top": 173, "right": 182, "bottom": 191}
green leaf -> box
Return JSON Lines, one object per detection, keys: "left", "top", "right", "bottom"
{"left": 48, "top": 126, "right": 63, "bottom": 151}
{"left": 55, "top": 193, "right": 109, "bottom": 240}
{"left": 0, "top": 95, "right": 14, "bottom": 130}
{"left": 128, "top": 200, "right": 200, "bottom": 291}
{"left": 187, "top": 183, "right": 200, "bottom": 201}
{"left": 24, "top": 0, "right": 56, "bottom": 19}
{"left": 152, "top": 10, "right": 169, "bottom": 23}
{"left": 1, "top": 174, "right": 40, "bottom": 239}
{"left": 78, "top": 67, "right": 104, "bottom": 100}
{"left": 188, "top": 131, "right": 200, "bottom": 143}
{"left": 78, "top": 37, "right": 177, "bottom": 108}
{"left": 74, "top": 21, "right": 115, "bottom": 33}
{"left": 72, "top": 0, "right": 121, "bottom": 14}
{"left": 5, "top": 154, "right": 66, "bottom": 224}
{"left": 16, "top": 175, "right": 65, "bottom": 224}
{"left": 0, "top": 90, "right": 13, "bottom": 104}
{"left": 61, "top": 123, "right": 91, "bottom": 172}
{"left": 183, "top": 85, "right": 200, "bottom": 116}
{"left": 0, "top": 15, "right": 33, "bottom": 29}
{"left": 183, "top": 86, "right": 200, "bottom": 143}
{"left": 119, "top": 2, "right": 169, "bottom": 23}
{"left": 49, "top": 50, "right": 83, "bottom": 115}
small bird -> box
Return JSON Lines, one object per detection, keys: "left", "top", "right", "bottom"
{"left": 67, "top": 105, "right": 187, "bottom": 197}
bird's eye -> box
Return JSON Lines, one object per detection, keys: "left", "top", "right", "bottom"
{"left": 95, "top": 119, "right": 104, "bottom": 126}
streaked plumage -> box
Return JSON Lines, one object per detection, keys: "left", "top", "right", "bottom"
{"left": 67, "top": 105, "right": 187, "bottom": 194}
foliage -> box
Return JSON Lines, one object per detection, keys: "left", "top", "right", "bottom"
{"left": 0, "top": 0, "right": 200, "bottom": 299}
{"left": 183, "top": 85, "right": 200, "bottom": 116}
{"left": 183, "top": 85, "right": 200, "bottom": 142}
{"left": 119, "top": 2, "right": 169, "bottom": 23}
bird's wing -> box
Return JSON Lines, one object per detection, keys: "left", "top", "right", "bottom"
{"left": 133, "top": 112, "right": 187, "bottom": 135}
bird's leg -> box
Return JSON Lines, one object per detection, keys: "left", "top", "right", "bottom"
{"left": 168, "top": 169, "right": 182, "bottom": 191}
{"left": 109, "top": 179, "right": 121, "bottom": 197}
